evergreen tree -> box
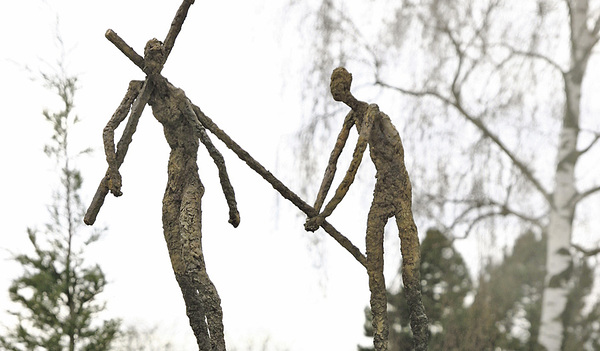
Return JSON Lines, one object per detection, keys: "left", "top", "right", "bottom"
{"left": 0, "top": 60, "right": 120, "bottom": 351}
{"left": 359, "top": 228, "right": 472, "bottom": 350}
{"left": 459, "top": 231, "right": 546, "bottom": 350}
{"left": 359, "top": 229, "right": 600, "bottom": 350}
{"left": 461, "top": 231, "right": 600, "bottom": 350}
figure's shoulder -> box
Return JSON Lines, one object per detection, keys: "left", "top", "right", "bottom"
{"left": 366, "top": 103, "right": 392, "bottom": 122}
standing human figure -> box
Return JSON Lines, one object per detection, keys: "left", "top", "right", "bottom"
{"left": 306, "top": 67, "right": 429, "bottom": 351}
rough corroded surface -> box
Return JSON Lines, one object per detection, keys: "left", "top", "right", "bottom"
{"left": 308, "top": 67, "right": 429, "bottom": 351}
{"left": 148, "top": 74, "right": 227, "bottom": 351}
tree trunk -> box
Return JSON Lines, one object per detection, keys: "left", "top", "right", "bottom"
{"left": 538, "top": 1, "right": 596, "bottom": 349}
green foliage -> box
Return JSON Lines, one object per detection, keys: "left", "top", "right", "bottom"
{"left": 0, "top": 60, "right": 120, "bottom": 351}
{"left": 359, "top": 230, "right": 600, "bottom": 350}
{"left": 359, "top": 228, "right": 472, "bottom": 350}
{"left": 459, "top": 231, "right": 546, "bottom": 350}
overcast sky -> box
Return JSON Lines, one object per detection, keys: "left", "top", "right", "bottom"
{"left": 0, "top": 1, "right": 387, "bottom": 350}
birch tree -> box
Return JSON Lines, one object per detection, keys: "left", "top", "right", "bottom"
{"left": 289, "top": 1, "right": 600, "bottom": 349}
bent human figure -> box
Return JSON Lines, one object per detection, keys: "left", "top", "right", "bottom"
{"left": 305, "top": 67, "right": 429, "bottom": 351}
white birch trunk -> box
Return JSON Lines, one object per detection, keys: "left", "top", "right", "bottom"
{"left": 538, "top": 1, "right": 596, "bottom": 349}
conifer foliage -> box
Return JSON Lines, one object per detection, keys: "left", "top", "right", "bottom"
{"left": 360, "top": 230, "right": 600, "bottom": 350}
{"left": 0, "top": 61, "right": 120, "bottom": 351}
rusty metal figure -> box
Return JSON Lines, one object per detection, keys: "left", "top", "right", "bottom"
{"left": 84, "top": 2, "right": 237, "bottom": 350}
{"left": 305, "top": 67, "right": 429, "bottom": 351}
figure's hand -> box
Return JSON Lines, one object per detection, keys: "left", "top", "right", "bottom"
{"left": 304, "top": 215, "right": 325, "bottom": 232}
{"left": 107, "top": 171, "right": 123, "bottom": 197}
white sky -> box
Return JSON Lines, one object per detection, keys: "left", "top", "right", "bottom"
{"left": 0, "top": 1, "right": 379, "bottom": 350}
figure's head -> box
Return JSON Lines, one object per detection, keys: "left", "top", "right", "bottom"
{"left": 330, "top": 67, "right": 353, "bottom": 102}
{"left": 143, "top": 38, "right": 165, "bottom": 75}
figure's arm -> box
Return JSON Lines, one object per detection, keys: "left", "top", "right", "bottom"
{"left": 178, "top": 95, "right": 240, "bottom": 228}
{"left": 84, "top": 80, "right": 146, "bottom": 225}
{"left": 313, "top": 111, "right": 354, "bottom": 212}
{"left": 304, "top": 127, "right": 369, "bottom": 232}
{"left": 102, "top": 81, "right": 144, "bottom": 196}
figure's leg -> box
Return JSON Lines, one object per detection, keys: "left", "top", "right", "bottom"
{"left": 395, "top": 207, "right": 429, "bottom": 351}
{"left": 365, "top": 190, "right": 391, "bottom": 351}
{"left": 179, "top": 169, "right": 226, "bottom": 351}
{"left": 162, "top": 170, "right": 211, "bottom": 350}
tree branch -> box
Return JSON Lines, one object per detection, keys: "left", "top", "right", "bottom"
{"left": 494, "top": 43, "right": 565, "bottom": 73}
{"left": 375, "top": 78, "right": 553, "bottom": 205}
{"left": 574, "top": 185, "right": 600, "bottom": 204}
{"left": 430, "top": 194, "right": 544, "bottom": 232}
{"left": 572, "top": 243, "right": 600, "bottom": 257}
{"left": 577, "top": 132, "right": 600, "bottom": 157}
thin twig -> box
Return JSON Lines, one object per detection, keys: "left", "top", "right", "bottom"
{"left": 375, "top": 78, "right": 553, "bottom": 205}
{"left": 574, "top": 185, "right": 600, "bottom": 205}
{"left": 572, "top": 243, "right": 600, "bottom": 257}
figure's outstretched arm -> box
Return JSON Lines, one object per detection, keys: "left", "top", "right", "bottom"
{"left": 312, "top": 111, "right": 354, "bottom": 212}
{"left": 103, "top": 81, "right": 142, "bottom": 196}
{"left": 84, "top": 80, "right": 146, "bottom": 225}
{"left": 178, "top": 95, "right": 240, "bottom": 228}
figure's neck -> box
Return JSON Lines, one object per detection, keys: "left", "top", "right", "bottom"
{"left": 345, "top": 95, "right": 368, "bottom": 114}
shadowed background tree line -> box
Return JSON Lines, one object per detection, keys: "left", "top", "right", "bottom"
{"left": 359, "top": 229, "right": 600, "bottom": 350}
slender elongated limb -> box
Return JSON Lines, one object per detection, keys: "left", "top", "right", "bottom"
{"left": 179, "top": 97, "right": 240, "bottom": 227}
{"left": 366, "top": 191, "right": 390, "bottom": 351}
{"left": 305, "top": 104, "right": 377, "bottom": 231}
{"left": 191, "top": 103, "right": 367, "bottom": 268}
{"left": 304, "top": 131, "right": 368, "bottom": 231}
{"left": 102, "top": 81, "right": 142, "bottom": 196}
{"left": 198, "top": 127, "right": 240, "bottom": 228}
{"left": 175, "top": 274, "right": 211, "bottom": 350}
{"left": 313, "top": 111, "right": 354, "bottom": 212}
{"left": 162, "top": 163, "right": 214, "bottom": 351}
{"left": 179, "top": 171, "right": 226, "bottom": 351}
{"left": 396, "top": 211, "right": 428, "bottom": 351}
{"left": 84, "top": 80, "right": 146, "bottom": 225}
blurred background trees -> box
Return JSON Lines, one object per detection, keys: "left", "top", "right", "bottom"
{"left": 288, "top": 0, "right": 600, "bottom": 349}
{"left": 358, "top": 229, "right": 600, "bottom": 350}
{"left": 0, "top": 44, "right": 120, "bottom": 351}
